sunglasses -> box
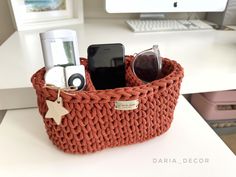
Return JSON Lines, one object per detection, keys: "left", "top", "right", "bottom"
{"left": 132, "top": 45, "right": 162, "bottom": 82}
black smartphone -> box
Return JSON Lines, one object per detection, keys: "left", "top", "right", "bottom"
{"left": 88, "top": 43, "right": 126, "bottom": 90}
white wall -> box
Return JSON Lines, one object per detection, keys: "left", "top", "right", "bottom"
{"left": 0, "top": 0, "right": 15, "bottom": 45}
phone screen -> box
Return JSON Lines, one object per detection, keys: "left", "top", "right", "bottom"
{"left": 88, "top": 43, "right": 126, "bottom": 90}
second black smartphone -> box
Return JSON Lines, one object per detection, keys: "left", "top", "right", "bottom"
{"left": 87, "top": 43, "right": 126, "bottom": 90}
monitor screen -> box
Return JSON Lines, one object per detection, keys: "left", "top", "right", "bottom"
{"left": 106, "top": 0, "right": 228, "bottom": 13}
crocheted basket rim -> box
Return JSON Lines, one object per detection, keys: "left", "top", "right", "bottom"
{"left": 31, "top": 56, "right": 183, "bottom": 96}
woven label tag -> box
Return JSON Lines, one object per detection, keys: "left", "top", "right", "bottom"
{"left": 115, "top": 100, "right": 139, "bottom": 110}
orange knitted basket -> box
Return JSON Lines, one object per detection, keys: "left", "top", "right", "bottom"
{"left": 31, "top": 56, "right": 184, "bottom": 154}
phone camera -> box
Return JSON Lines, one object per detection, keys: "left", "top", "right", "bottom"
{"left": 65, "top": 65, "right": 86, "bottom": 90}
{"left": 45, "top": 65, "right": 86, "bottom": 91}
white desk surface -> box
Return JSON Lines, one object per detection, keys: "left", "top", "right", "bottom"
{"left": 0, "top": 19, "right": 236, "bottom": 94}
{"left": 0, "top": 96, "right": 235, "bottom": 177}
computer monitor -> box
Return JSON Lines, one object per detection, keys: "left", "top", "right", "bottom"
{"left": 106, "top": 0, "right": 228, "bottom": 13}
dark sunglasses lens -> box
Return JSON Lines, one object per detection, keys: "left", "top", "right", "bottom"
{"left": 133, "top": 52, "right": 159, "bottom": 82}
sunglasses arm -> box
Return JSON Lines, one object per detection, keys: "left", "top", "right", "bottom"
{"left": 153, "top": 45, "right": 162, "bottom": 75}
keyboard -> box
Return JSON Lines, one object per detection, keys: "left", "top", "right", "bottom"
{"left": 126, "top": 19, "right": 213, "bottom": 33}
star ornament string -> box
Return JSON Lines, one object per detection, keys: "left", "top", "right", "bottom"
{"left": 45, "top": 89, "right": 69, "bottom": 125}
